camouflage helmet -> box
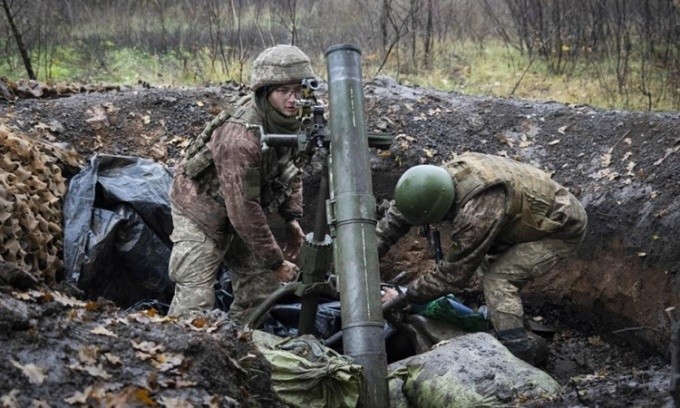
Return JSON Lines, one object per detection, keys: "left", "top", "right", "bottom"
{"left": 394, "top": 165, "right": 455, "bottom": 225}
{"left": 250, "top": 45, "right": 316, "bottom": 91}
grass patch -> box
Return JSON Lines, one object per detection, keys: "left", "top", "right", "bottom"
{"left": 372, "top": 41, "right": 677, "bottom": 111}
{"left": 1, "top": 40, "right": 676, "bottom": 112}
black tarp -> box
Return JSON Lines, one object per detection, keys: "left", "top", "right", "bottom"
{"left": 63, "top": 154, "right": 174, "bottom": 307}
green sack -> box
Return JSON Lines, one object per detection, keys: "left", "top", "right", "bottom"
{"left": 253, "top": 331, "right": 364, "bottom": 408}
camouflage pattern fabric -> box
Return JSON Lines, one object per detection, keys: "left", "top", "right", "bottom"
{"left": 250, "top": 45, "right": 316, "bottom": 91}
{"left": 479, "top": 191, "right": 586, "bottom": 331}
{"left": 168, "top": 208, "right": 281, "bottom": 323}
{"left": 168, "top": 97, "right": 303, "bottom": 320}
{"left": 167, "top": 208, "right": 229, "bottom": 317}
{"left": 376, "top": 154, "right": 587, "bottom": 332}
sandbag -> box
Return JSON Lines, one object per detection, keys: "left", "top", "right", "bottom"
{"left": 388, "top": 332, "right": 560, "bottom": 407}
{"left": 253, "top": 331, "right": 364, "bottom": 408}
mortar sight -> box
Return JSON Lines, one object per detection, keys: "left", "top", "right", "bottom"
{"left": 301, "top": 78, "right": 320, "bottom": 91}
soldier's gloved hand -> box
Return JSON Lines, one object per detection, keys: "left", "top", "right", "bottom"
{"left": 273, "top": 260, "right": 299, "bottom": 283}
{"left": 283, "top": 219, "right": 304, "bottom": 262}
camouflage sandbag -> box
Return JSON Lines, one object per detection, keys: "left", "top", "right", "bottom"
{"left": 387, "top": 332, "right": 560, "bottom": 407}
{"left": 388, "top": 365, "right": 500, "bottom": 408}
{"left": 252, "top": 331, "right": 363, "bottom": 408}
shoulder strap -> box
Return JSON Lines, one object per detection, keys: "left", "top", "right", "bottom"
{"left": 185, "top": 94, "right": 250, "bottom": 158}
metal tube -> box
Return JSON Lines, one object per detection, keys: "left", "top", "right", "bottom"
{"left": 325, "top": 43, "right": 390, "bottom": 407}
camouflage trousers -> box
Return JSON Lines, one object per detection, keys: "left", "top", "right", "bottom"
{"left": 480, "top": 196, "right": 588, "bottom": 332}
{"left": 167, "top": 208, "right": 281, "bottom": 324}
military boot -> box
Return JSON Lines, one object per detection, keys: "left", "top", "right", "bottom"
{"left": 497, "top": 327, "right": 549, "bottom": 366}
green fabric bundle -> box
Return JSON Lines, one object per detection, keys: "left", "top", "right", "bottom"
{"left": 253, "top": 331, "right": 364, "bottom": 408}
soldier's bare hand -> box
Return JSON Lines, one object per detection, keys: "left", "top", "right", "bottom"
{"left": 273, "top": 260, "right": 298, "bottom": 283}
{"left": 381, "top": 287, "right": 399, "bottom": 303}
{"left": 283, "top": 219, "right": 304, "bottom": 262}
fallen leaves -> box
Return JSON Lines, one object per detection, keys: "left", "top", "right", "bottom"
{"left": 90, "top": 325, "right": 118, "bottom": 337}
{"left": 10, "top": 360, "right": 46, "bottom": 385}
{"left": 132, "top": 340, "right": 187, "bottom": 373}
{"left": 52, "top": 291, "right": 87, "bottom": 307}
{"left": 67, "top": 361, "right": 112, "bottom": 380}
{"left": 653, "top": 145, "right": 679, "bottom": 166}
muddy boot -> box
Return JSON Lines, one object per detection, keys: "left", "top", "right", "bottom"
{"left": 497, "top": 327, "right": 549, "bottom": 366}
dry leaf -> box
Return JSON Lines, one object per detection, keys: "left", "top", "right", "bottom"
{"left": 10, "top": 360, "right": 46, "bottom": 385}
{"left": 11, "top": 291, "right": 33, "bottom": 301}
{"left": 1, "top": 389, "right": 20, "bottom": 407}
{"left": 557, "top": 125, "right": 568, "bottom": 134}
{"left": 82, "top": 363, "right": 112, "bottom": 380}
{"left": 90, "top": 326, "right": 117, "bottom": 337}
{"left": 601, "top": 152, "right": 612, "bottom": 167}
{"left": 190, "top": 317, "right": 208, "bottom": 329}
{"left": 78, "top": 345, "right": 100, "bottom": 365}
{"left": 132, "top": 340, "right": 164, "bottom": 354}
{"left": 151, "top": 352, "right": 185, "bottom": 372}
{"left": 52, "top": 291, "right": 86, "bottom": 307}
{"left": 548, "top": 139, "right": 561, "bottom": 145}
{"left": 104, "top": 353, "right": 123, "bottom": 366}
{"left": 104, "top": 386, "right": 155, "bottom": 407}
{"left": 160, "top": 396, "right": 194, "bottom": 408}
{"left": 63, "top": 386, "right": 94, "bottom": 405}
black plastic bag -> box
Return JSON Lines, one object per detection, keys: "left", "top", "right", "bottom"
{"left": 63, "top": 154, "right": 174, "bottom": 307}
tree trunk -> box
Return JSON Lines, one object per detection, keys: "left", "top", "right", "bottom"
{"left": 1, "top": 0, "right": 36, "bottom": 80}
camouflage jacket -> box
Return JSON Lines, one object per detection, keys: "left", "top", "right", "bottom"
{"left": 171, "top": 101, "right": 303, "bottom": 270}
{"left": 377, "top": 153, "right": 586, "bottom": 303}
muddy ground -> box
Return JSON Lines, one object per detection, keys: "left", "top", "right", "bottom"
{"left": 1, "top": 78, "right": 678, "bottom": 407}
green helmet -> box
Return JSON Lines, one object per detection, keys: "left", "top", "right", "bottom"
{"left": 394, "top": 165, "right": 455, "bottom": 225}
{"left": 250, "top": 45, "right": 316, "bottom": 91}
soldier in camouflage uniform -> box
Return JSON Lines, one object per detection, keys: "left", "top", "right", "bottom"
{"left": 377, "top": 153, "right": 587, "bottom": 365}
{"left": 167, "top": 45, "right": 317, "bottom": 324}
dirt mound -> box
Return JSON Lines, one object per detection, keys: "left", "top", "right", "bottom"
{"left": 1, "top": 78, "right": 678, "bottom": 406}
{"left": 0, "top": 278, "right": 282, "bottom": 407}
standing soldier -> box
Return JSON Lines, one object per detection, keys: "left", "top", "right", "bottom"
{"left": 378, "top": 152, "right": 587, "bottom": 365}
{"left": 167, "top": 45, "right": 317, "bottom": 324}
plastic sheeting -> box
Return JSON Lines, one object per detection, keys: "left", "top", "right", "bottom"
{"left": 63, "top": 154, "right": 174, "bottom": 307}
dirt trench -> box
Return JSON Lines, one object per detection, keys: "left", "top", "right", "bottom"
{"left": 1, "top": 77, "right": 679, "bottom": 406}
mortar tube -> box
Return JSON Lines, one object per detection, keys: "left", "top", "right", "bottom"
{"left": 325, "top": 43, "right": 390, "bottom": 407}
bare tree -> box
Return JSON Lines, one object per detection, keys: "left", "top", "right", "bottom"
{"left": 205, "top": 0, "right": 231, "bottom": 76}
{"left": 380, "top": 0, "right": 391, "bottom": 49}
{"left": 423, "top": 0, "right": 433, "bottom": 67}
{"left": 1, "top": 0, "right": 35, "bottom": 79}
{"left": 273, "top": 0, "right": 299, "bottom": 45}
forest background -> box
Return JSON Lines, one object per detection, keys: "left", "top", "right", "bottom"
{"left": 1, "top": 0, "right": 679, "bottom": 112}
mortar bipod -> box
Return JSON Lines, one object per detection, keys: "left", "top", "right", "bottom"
{"left": 241, "top": 272, "right": 338, "bottom": 331}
